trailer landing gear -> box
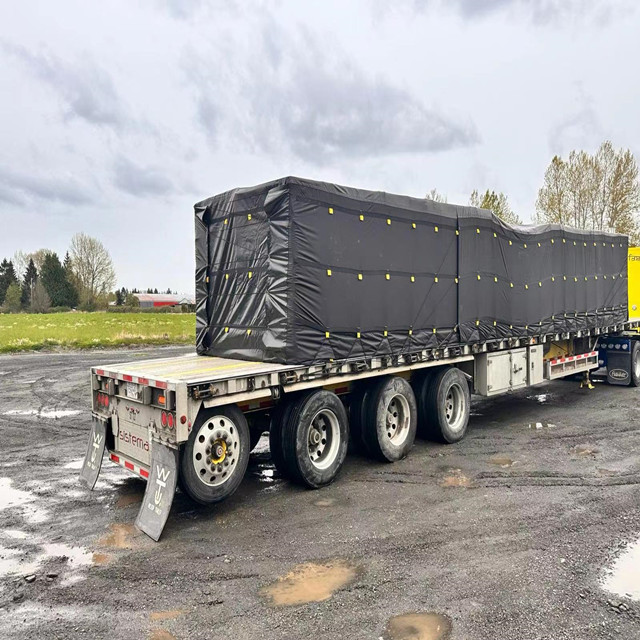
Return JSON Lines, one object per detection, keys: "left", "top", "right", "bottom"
{"left": 580, "top": 372, "right": 595, "bottom": 390}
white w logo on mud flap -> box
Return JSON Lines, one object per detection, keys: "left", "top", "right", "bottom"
{"left": 154, "top": 465, "right": 172, "bottom": 506}
{"left": 90, "top": 432, "right": 103, "bottom": 464}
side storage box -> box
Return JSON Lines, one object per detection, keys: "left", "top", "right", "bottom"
{"left": 475, "top": 348, "right": 528, "bottom": 396}
{"left": 528, "top": 345, "right": 544, "bottom": 386}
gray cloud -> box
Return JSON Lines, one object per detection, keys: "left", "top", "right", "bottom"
{"left": 4, "top": 43, "right": 130, "bottom": 128}
{"left": 411, "top": 0, "right": 634, "bottom": 24}
{"left": 0, "top": 166, "right": 94, "bottom": 206}
{"left": 112, "top": 156, "right": 174, "bottom": 196}
{"left": 189, "top": 26, "right": 479, "bottom": 163}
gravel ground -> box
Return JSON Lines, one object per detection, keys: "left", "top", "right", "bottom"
{"left": 0, "top": 347, "right": 639, "bottom": 640}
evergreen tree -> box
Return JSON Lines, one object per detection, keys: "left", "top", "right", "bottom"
{"left": 115, "top": 289, "right": 123, "bottom": 306}
{"left": 3, "top": 282, "right": 22, "bottom": 312}
{"left": 40, "top": 253, "right": 78, "bottom": 307}
{"left": 21, "top": 258, "right": 38, "bottom": 308}
{"left": 0, "top": 259, "right": 19, "bottom": 306}
{"left": 154, "top": 288, "right": 158, "bottom": 294}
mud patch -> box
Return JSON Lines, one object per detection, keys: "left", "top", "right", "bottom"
{"left": 97, "top": 523, "right": 140, "bottom": 550}
{"left": 92, "top": 552, "right": 112, "bottom": 565}
{"left": 488, "top": 456, "right": 515, "bottom": 468}
{"left": 602, "top": 538, "right": 640, "bottom": 601}
{"left": 573, "top": 445, "right": 599, "bottom": 457}
{"left": 385, "top": 612, "right": 452, "bottom": 640}
{"left": 261, "top": 559, "right": 361, "bottom": 606}
{"left": 116, "top": 492, "right": 144, "bottom": 508}
{"left": 439, "top": 469, "right": 473, "bottom": 488}
{"left": 314, "top": 498, "right": 336, "bottom": 507}
{"left": 148, "top": 630, "right": 176, "bottom": 640}
{"left": 149, "top": 610, "right": 188, "bottom": 621}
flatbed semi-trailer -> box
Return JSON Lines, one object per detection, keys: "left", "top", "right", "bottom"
{"left": 81, "top": 314, "right": 640, "bottom": 540}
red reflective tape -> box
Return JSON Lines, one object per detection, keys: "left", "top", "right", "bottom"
{"left": 334, "top": 386, "right": 349, "bottom": 394}
{"left": 137, "top": 377, "right": 149, "bottom": 385}
{"left": 124, "top": 461, "right": 134, "bottom": 471}
{"left": 258, "top": 400, "right": 273, "bottom": 408}
{"left": 238, "top": 403, "right": 250, "bottom": 411}
{"left": 155, "top": 381, "right": 168, "bottom": 389}
{"left": 122, "top": 374, "right": 133, "bottom": 382}
{"left": 140, "top": 468, "right": 149, "bottom": 478}
{"left": 110, "top": 453, "right": 120, "bottom": 463}
{"left": 96, "top": 369, "right": 104, "bottom": 376}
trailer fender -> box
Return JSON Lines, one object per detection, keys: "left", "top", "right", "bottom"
{"left": 135, "top": 440, "right": 179, "bottom": 541}
{"left": 79, "top": 417, "right": 107, "bottom": 490}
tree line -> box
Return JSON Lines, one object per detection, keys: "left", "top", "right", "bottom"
{"left": 0, "top": 233, "right": 116, "bottom": 313}
{"left": 428, "top": 141, "right": 640, "bottom": 241}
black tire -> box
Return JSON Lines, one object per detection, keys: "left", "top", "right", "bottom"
{"left": 281, "top": 390, "right": 349, "bottom": 488}
{"left": 348, "top": 382, "right": 374, "bottom": 454}
{"left": 411, "top": 368, "right": 438, "bottom": 438}
{"left": 630, "top": 341, "right": 640, "bottom": 387}
{"left": 268, "top": 401, "right": 294, "bottom": 477}
{"left": 362, "top": 376, "right": 417, "bottom": 462}
{"left": 180, "top": 404, "right": 250, "bottom": 505}
{"left": 425, "top": 367, "right": 470, "bottom": 444}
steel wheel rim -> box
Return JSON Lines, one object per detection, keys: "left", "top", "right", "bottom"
{"left": 385, "top": 393, "right": 410, "bottom": 446}
{"left": 193, "top": 415, "right": 240, "bottom": 486}
{"left": 445, "top": 383, "right": 466, "bottom": 433}
{"left": 307, "top": 409, "right": 340, "bottom": 470}
{"left": 634, "top": 351, "right": 640, "bottom": 379}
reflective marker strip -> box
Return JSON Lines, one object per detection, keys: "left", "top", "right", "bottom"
{"left": 110, "top": 452, "right": 149, "bottom": 479}
{"left": 549, "top": 351, "right": 597, "bottom": 365}
{"left": 95, "top": 371, "right": 168, "bottom": 390}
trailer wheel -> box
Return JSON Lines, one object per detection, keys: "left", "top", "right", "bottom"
{"left": 362, "top": 376, "right": 417, "bottom": 462}
{"left": 281, "top": 390, "right": 349, "bottom": 488}
{"left": 180, "top": 404, "right": 250, "bottom": 505}
{"left": 425, "top": 367, "right": 470, "bottom": 443}
{"left": 631, "top": 341, "right": 640, "bottom": 387}
{"left": 411, "top": 368, "right": 439, "bottom": 438}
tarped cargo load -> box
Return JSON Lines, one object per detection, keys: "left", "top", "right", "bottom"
{"left": 195, "top": 177, "right": 628, "bottom": 364}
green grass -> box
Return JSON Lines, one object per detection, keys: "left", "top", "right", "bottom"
{"left": 0, "top": 312, "right": 195, "bottom": 353}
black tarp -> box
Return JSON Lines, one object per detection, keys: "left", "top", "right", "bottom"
{"left": 195, "top": 177, "right": 628, "bottom": 364}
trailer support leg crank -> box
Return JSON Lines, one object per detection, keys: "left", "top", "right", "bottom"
{"left": 134, "top": 441, "right": 179, "bottom": 541}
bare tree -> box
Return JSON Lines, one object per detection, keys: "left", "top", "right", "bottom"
{"left": 470, "top": 189, "right": 522, "bottom": 225}
{"left": 536, "top": 141, "right": 640, "bottom": 242}
{"left": 30, "top": 279, "right": 51, "bottom": 313}
{"left": 69, "top": 233, "right": 116, "bottom": 306}
{"left": 425, "top": 188, "right": 448, "bottom": 203}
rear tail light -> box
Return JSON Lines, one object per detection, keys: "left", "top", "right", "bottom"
{"left": 168, "top": 413, "right": 174, "bottom": 429}
{"left": 96, "top": 392, "right": 110, "bottom": 408}
{"left": 161, "top": 411, "right": 167, "bottom": 427}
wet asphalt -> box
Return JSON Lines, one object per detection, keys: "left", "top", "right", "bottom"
{"left": 0, "top": 346, "right": 639, "bottom": 640}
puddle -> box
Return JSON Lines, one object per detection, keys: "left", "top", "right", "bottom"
{"left": 488, "top": 456, "right": 515, "bottom": 468}
{"left": 261, "top": 559, "right": 361, "bottom": 606}
{"left": 97, "top": 523, "right": 140, "bottom": 549}
{"left": 3, "top": 408, "right": 82, "bottom": 419}
{"left": 63, "top": 459, "right": 84, "bottom": 470}
{"left": 528, "top": 422, "right": 557, "bottom": 430}
{"left": 3, "top": 529, "right": 28, "bottom": 540}
{"left": 602, "top": 539, "right": 640, "bottom": 601}
{"left": 573, "top": 445, "right": 599, "bottom": 457}
{"left": 385, "top": 612, "right": 452, "bottom": 640}
{"left": 149, "top": 610, "right": 188, "bottom": 621}
{"left": 148, "top": 630, "right": 177, "bottom": 640}
{"left": 528, "top": 393, "right": 552, "bottom": 404}
{"left": 0, "top": 477, "right": 49, "bottom": 524}
{"left": 0, "top": 541, "right": 92, "bottom": 580}
{"left": 439, "top": 469, "right": 473, "bottom": 488}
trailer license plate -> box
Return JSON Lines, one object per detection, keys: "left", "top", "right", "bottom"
{"left": 126, "top": 382, "right": 138, "bottom": 399}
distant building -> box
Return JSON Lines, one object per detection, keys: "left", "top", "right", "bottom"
{"left": 135, "top": 293, "right": 195, "bottom": 309}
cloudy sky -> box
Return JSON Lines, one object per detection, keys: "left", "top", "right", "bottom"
{"left": 1, "top": 0, "right": 639, "bottom": 293}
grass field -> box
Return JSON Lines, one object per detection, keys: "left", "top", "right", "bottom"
{"left": 0, "top": 312, "right": 195, "bottom": 353}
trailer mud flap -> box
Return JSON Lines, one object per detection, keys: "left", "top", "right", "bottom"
{"left": 135, "top": 442, "right": 179, "bottom": 541}
{"left": 79, "top": 417, "right": 107, "bottom": 490}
